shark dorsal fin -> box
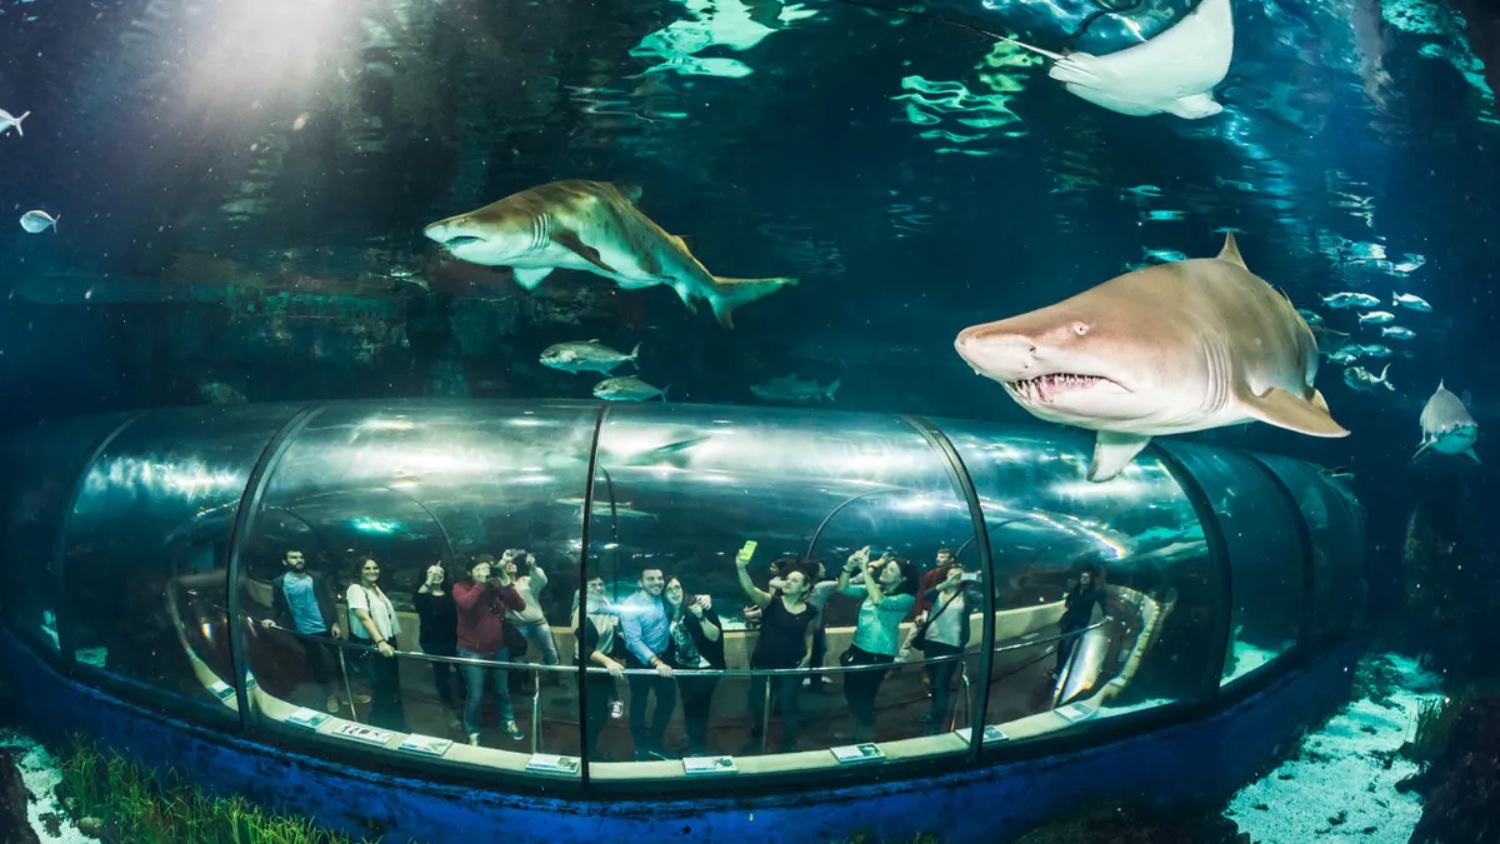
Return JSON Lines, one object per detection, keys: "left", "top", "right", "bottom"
{"left": 1217, "top": 233, "right": 1247, "bottom": 270}
{"left": 1438, "top": 379, "right": 1446, "bottom": 392}
{"left": 614, "top": 182, "right": 644, "bottom": 204}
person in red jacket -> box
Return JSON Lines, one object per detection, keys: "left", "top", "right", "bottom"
{"left": 915, "top": 547, "right": 958, "bottom": 616}
{"left": 453, "top": 554, "right": 526, "bottom": 746}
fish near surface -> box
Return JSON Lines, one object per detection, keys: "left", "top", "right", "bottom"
{"left": 953, "top": 234, "right": 1349, "bottom": 483}
{"left": 423, "top": 180, "right": 797, "bottom": 328}
{"left": 1414, "top": 380, "right": 1479, "bottom": 463}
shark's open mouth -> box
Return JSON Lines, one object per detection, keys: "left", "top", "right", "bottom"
{"left": 1007, "top": 373, "right": 1114, "bottom": 404}
{"left": 442, "top": 235, "right": 484, "bottom": 248}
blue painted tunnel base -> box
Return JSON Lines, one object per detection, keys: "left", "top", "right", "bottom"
{"left": 1, "top": 631, "right": 1360, "bottom": 844}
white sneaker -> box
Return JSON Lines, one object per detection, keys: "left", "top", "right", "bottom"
{"left": 467, "top": 732, "right": 481, "bottom": 746}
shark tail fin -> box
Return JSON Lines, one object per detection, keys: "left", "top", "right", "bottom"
{"left": 826, "top": 379, "right": 842, "bottom": 401}
{"left": 1378, "top": 363, "right": 1391, "bottom": 388}
{"left": 1217, "top": 233, "right": 1247, "bottom": 269}
{"left": 659, "top": 384, "right": 672, "bottom": 404}
{"left": 52, "top": 214, "right": 58, "bottom": 233}
{"left": 629, "top": 342, "right": 642, "bottom": 370}
{"left": 14, "top": 111, "right": 27, "bottom": 136}
{"left": 709, "top": 275, "right": 799, "bottom": 329}
{"left": 1392, "top": 292, "right": 1400, "bottom": 307}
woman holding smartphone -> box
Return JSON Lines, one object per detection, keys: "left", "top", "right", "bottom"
{"left": 734, "top": 543, "right": 817, "bottom": 754}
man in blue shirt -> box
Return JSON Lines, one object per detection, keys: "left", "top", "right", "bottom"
{"left": 261, "top": 549, "right": 356, "bottom": 713}
{"left": 618, "top": 567, "right": 677, "bottom": 760}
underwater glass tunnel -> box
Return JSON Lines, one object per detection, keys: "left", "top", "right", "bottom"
{"left": 0, "top": 398, "right": 1365, "bottom": 843}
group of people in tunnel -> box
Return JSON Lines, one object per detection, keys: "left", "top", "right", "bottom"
{"left": 260, "top": 539, "right": 1112, "bottom": 760}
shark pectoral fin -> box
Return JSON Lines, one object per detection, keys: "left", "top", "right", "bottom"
{"left": 1088, "top": 431, "right": 1151, "bottom": 483}
{"left": 1164, "top": 93, "right": 1223, "bottom": 119}
{"left": 614, "top": 182, "right": 644, "bottom": 204}
{"left": 551, "top": 230, "right": 620, "bottom": 275}
{"left": 1466, "top": 447, "right": 1482, "bottom": 465}
{"left": 1412, "top": 441, "right": 1433, "bottom": 463}
{"left": 708, "top": 276, "right": 799, "bottom": 329}
{"left": 512, "top": 266, "right": 555, "bottom": 291}
{"left": 1310, "top": 387, "right": 1332, "bottom": 415}
{"left": 1240, "top": 387, "right": 1351, "bottom": 437}
{"left": 1049, "top": 54, "right": 1107, "bottom": 87}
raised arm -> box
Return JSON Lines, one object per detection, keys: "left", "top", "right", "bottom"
{"left": 735, "top": 547, "right": 772, "bottom": 608}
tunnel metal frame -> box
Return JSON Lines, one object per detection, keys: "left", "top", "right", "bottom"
{"left": 1, "top": 399, "right": 1368, "bottom": 796}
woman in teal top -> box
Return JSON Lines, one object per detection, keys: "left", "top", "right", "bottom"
{"left": 836, "top": 546, "right": 919, "bottom": 742}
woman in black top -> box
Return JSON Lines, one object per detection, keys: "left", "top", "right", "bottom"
{"left": 414, "top": 563, "right": 463, "bottom": 722}
{"left": 1054, "top": 565, "right": 1108, "bottom": 675}
{"left": 664, "top": 577, "right": 724, "bottom": 757}
{"left": 735, "top": 550, "right": 817, "bottom": 754}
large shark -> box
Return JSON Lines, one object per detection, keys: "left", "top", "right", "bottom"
{"left": 953, "top": 234, "right": 1350, "bottom": 482}
{"left": 423, "top": 179, "right": 797, "bottom": 328}
{"left": 1003, "top": 0, "right": 1234, "bottom": 119}
{"left": 1414, "top": 380, "right": 1479, "bottom": 463}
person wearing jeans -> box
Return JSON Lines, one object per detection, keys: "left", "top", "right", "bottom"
{"left": 836, "top": 547, "right": 918, "bottom": 743}
{"left": 453, "top": 555, "right": 526, "bottom": 745}
{"left": 503, "top": 549, "right": 561, "bottom": 670}
{"left": 619, "top": 567, "right": 678, "bottom": 761}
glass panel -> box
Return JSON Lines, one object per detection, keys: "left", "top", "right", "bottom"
{"left": 1154, "top": 442, "right": 1303, "bottom": 686}
{"left": 936, "top": 419, "right": 1218, "bottom": 739}
{"left": 64, "top": 405, "right": 299, "bottom": 721}
{"left": 239, "top": 400, "right": 597, "bottom": 776}
{"left": 584, "top": 404, "right": 977, "bottom": 779}
{"left": 0, "top": 413, "right": 134, "bottom": 654}
{"left": 1250, "top": 454, "right": 1366, "bottom": 642}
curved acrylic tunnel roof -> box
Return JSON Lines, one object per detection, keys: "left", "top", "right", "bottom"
{"left": 0, "top": 399, "right": 1365, "bottom": 792}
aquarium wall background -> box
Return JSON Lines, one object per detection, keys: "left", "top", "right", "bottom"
{"left": 1, "top": 0, "right": 1497, "bottom": 668}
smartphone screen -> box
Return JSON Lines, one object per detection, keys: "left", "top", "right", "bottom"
{"left": 960, "top": 572, "right": 979, "bottom": 583}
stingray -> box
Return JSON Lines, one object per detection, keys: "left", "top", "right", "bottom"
{"left": 1003, "top": 0, "right": 1235, "bottom": 119}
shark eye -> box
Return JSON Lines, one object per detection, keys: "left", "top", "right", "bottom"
{"left": 1073, "top": 322, "right": 1090, "bottom": 336}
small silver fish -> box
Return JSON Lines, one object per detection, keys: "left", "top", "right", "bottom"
{"left": 1320, "top": 291, "right": 1380, "bottom": 309}
{"left": 19, "top": 210, "right": 58, "bottom": 233}
{"left": 1296, "top": 308, "right": 1325, "bottom": 326}
{"left": 1343, "top": 363, "right": 1393, "bottom": 393}
{"left": 1357, "top": 310, "right": 1395, "bottom": 324}
{"left": 593, "top": 375, "right": 668, "bottom": 402}
{"left": 0, "top": 109, "right": 29, "bottom": 137}
{"left": 540, "top": 340, "right": 641, "bottom": 375}
{"left": 1392, "top": 291, "right": 1432, "bottom": 312}
{"left": 1381, "top": 325, "right": 1416, "bottom": 341}
{"left": 750, "top": 374, "right": 841, "bottom": 403}
{"left": 1143, "top": 248, "right": 1189, "bottom": 263}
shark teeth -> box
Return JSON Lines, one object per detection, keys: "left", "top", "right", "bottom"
{"left": 1008, "top": 373, "right": 1107, "bottom": 404}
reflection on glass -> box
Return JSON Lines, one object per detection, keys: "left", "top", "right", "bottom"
{"left": 936, "top": 418, "right": 1218, "bottom": 740}
{"left": 239, "top": 401, "right": 598, "bottom": 769}
{"left": 0, "top": 414, "right": 130, "bottom": 653}
{"left": 64, "top": 405, "right": 300, "bottom": 720}
{"left": 1250, "top": 454, "right": 1366, "bottom": 642}
{"left": 585, "top": 403, "right": 978, "bottom": 774}
{"left": 1156, "top": 442, "right": 1304, "bottom": 685}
